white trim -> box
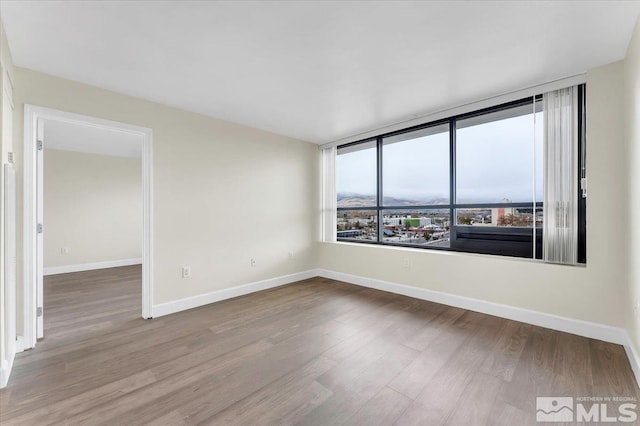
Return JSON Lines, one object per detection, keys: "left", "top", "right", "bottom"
{"left": 623, "top": 334, "right": 640, "bottom": 390}
{"left": 141, "top": 126, "right": 154, "bottom": 320}
{"left": 0, "top": 362, "right": 7, "bottom": 388}
{"left": 23, "top": 105, "right": 37, "bottom": 349}
{"left": 319, "top": 73, "right": 586, "bottom": 149}
{"left": 151, "top": 269, "right": 320, "bottom": 318}
{"left": 0, "top": 350, "right": 14, "bottom": 388}
{"left": 1, "top": 336, "right": 21, "bottom": 388}
{"left": 43, "top": 258, "right": 143, "bottom": 276}
{"left": 316, "top": 269, "right": 628, "bottom": 345}
{"left": 36, "top": 119, "right": 43, "bottom": 338}
{"left": 0, "top": 334, "right": 16, "bottom": 388}
{"left": 2, "top": 163, "right": 17, "bottom": 389}
{"left": 22, "top": 105, "right": 154, "bottom": 353}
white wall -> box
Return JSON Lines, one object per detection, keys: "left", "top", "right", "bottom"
{"left": 319, "top": 60, "right": 628, "bottom": 329}
{"left": 43, "top": 149, "right": 141, "bottom": 270}
{"left": 0, "top": 13, "right": 15, "bottom": 387}
{"left": 12, "top": 67, "right": 320, "bottom": 325}
{"left": 624, "top": 17, "right": 640, "bottom": 356}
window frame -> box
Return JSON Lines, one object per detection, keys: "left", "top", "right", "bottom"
{"left": 336, "top": 85, "right": 587, "bottom": 262}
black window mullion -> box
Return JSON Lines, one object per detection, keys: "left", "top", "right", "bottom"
{"left": 454, "top": 202, "right": 538, "bottom": 209}
{"left": 449, "top": 118, "right": 456, "bottom": 245}
{"left": 577, "top": 84, "right": 587, "bottom": 263}
{"left": 337, "top": 206, "right": 379, "bottom": 211}
{"left": 377, "top": 136, "right": 383, "bottom": 242}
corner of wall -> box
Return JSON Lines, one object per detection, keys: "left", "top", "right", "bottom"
{"left": 623, "top": 14, "right": 640, "bottom": 369}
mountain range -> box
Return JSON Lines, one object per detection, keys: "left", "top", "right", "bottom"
{"left": 337, "top": 193, "right": 449, "bottom": 208}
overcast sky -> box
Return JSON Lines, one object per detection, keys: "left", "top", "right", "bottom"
{"left": 336, "top": 112, "right": 544, "bottom": 204}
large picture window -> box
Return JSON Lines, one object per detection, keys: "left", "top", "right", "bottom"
{"left": 334, "top": 85, "right": 586, "bottom": 263}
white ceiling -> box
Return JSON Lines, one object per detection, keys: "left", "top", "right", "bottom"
{"left": 3, "top": 1, "right": 639, "bottom": 144}
{"left": 43, "top": 119, "right": 142, "bottom": 158}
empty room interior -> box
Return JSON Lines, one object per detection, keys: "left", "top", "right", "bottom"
{"left": 0, "top": 1, "right": 639, "bottom": 425}
{"left": 41, "top": 120, "right": 143, "bottom": 343}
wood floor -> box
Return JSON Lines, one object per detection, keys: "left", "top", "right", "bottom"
{"left": 1, "top": 266, "right": 638, "bottom": 425}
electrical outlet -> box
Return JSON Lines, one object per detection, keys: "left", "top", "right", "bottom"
{"left": 182, "top": 266, "right": 191, "bottom": 279}
{"left": 251, "top": 258, "right": 256, "bottom": 267}
{"left": 402, "top": 259, "right": 412, "bottom": 268}
{"left": 61, "top": 247, "right": 69, "bottom": 255}
{"left": 288, "top": 251, "right": 294, "bottom": 259}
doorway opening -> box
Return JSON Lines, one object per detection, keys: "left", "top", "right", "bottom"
{"left": 22, "top": 105, "right": 153, "bottom": 349}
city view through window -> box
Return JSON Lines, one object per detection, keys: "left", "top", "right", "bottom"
{"left": 336, "top": 102, "right": 544, "bottom": 248}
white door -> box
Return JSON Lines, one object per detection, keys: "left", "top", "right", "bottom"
{"left": 36, "top": 119, "right": 44, "bottom": 339}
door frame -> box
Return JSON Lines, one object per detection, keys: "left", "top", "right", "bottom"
{"left": 22, "top": 104, "right": 154, "bottom": 349}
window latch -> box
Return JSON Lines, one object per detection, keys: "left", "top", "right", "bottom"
{"left": 580, "top": 177, "right": 587, "bottom": 198}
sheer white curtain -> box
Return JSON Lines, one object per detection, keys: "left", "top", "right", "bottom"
{"left": 321, "top": 147, "right": 337, "bottom": 242}
{"left": 543, "top": 87, "right": 579, "bottom": 264}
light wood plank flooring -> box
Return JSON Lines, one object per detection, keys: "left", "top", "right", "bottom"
{"left": 1, "top": 266, "right": 638, "bottom": 425}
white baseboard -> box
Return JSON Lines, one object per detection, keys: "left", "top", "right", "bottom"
{"left": 317, "top": 269, "right": 628, "bottom": 346}
{"left": 0, "top": 345, "right": 16, "bottom": 389}
{"left": 43, "top": 258, "right": 143, "bottom": 276}
{"left": 0, "top": 362, "right": 8, "bottom": 389}
{"left": 623, "top": 334, "right": 640, "bottom": 390}
{"left": 151, "top": 269, "right": 321, "bottom": 318}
